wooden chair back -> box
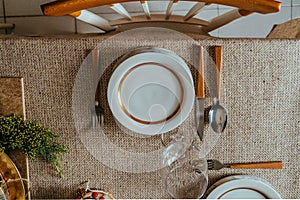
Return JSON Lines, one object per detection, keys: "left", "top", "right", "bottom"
{"left": 41, "top": 0, "right": 282, "bottom": 34}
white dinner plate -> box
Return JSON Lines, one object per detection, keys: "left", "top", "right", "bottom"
{"left": 107, "top": 47, "right": 194, "bottom": 135}
{"left": 206, "top": 175, "right": 281, "bottom": 199}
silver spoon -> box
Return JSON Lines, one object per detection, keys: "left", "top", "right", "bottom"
{"left": 209, "top": 46, "right": 227, "bottom": 133}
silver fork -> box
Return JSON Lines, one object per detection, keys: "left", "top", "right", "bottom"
{"left": 95, "top": 81, "right": 104, "bottom": 126}
{"left": 207, "top": 159, "right": 283, "bottom": 170}
{"left": 207, "top": 159, "right": 230, "bottom": 170}
{"left": 92, "top": 49, "right": 104, "bottom": 127}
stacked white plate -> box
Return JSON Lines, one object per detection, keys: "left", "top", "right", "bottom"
{"left": 107, "top": 47, "right": 195, "bottom": 135}
{"left": 206, "top": 175, "right": 281, "bottom": 199}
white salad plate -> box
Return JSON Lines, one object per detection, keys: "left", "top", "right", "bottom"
{"left": 107, "top": 47, "right": 194, "bottom": 135}
{"left": 206, "top": 175, "right": 281, "bottom": 199}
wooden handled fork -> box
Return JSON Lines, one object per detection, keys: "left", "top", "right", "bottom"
{"left": 207, "top": 159, "right": 283, "bottom": 170}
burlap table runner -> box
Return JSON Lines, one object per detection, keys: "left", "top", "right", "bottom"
{"left": 0, "top": 29, "right": 299, "bottom": 199}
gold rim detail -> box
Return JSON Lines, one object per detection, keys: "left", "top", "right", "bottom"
{"left": 218, "top": 187, "right": 269, "bottom": 199}
{"left": 117, "top": 62, "right": 184, "bottom": 125}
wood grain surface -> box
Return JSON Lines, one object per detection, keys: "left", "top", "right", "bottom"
{"left": 0, "top": 78, "right": 25, "bottom": 117}
{"left": 0, "top": 77, "right": 30, "bottom": 199}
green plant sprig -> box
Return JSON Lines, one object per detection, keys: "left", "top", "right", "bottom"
{"left": 0, "top": 115, "right": 69, "bottom": 178}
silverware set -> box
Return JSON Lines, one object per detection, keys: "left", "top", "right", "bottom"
{"left": 195, "top": 46, "right": 228, "bottom": 142}
{"left": 195, "top": 47, "right": 282, "bottom": 171}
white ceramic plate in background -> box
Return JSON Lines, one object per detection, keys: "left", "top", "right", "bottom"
{"left": 107, "top": 47, "right": 194, "bottom": 135}
{"left": 206, "top": 175, "right": 281, "bottom": 199}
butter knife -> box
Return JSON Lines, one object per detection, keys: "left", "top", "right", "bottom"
{"left": 195, "top": 47, "right": 205, "bottom": 141}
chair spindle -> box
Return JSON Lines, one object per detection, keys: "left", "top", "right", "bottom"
{"left": 110, "top": 3, "right": 132, "bottom": 20}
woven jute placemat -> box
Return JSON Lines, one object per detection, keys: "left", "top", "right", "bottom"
{"left": 0, "top": 28, "right": 299, "bottom": 199}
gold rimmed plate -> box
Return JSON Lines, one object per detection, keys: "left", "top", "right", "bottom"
{"left": 118, "top": 62, "right": 184, "bottom": 125}
{"left": 108, "top": 47, "right": 194, "bottom": 135}
{"left": 0, "top": 152, "right": 25, "bottom": 200}
{"left": 206, "top": 175, "right": 281, "bottom": 199}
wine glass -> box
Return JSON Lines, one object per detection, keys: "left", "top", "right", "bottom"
{"left": 161, "top": 132, "right": 208, "bottom": 199}
{"left": 165, "top": 155, "right": 208, "bottom": 199}
{"left": 161, "top": 132, "right": 193, "bottom": 164}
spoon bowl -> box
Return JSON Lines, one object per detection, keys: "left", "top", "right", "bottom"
{"left": 209, "top": 46, "right": 228, "bottom": 133}
{"left": 208, "top": 98, "right": 227, "bottom": 133}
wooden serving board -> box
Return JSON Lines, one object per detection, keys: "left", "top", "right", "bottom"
{"left": 0, "top": 78, "right": 25, "bottom": 117}
{"left": 0, "top": 77, "right": 30, "bottom": 199}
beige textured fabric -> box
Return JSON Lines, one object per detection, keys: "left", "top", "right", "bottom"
{"left": 267, "top": 18, "right": 300, "bottom": 39}
{"left": 0, "top": 30, "right": 299, "bottom": 199}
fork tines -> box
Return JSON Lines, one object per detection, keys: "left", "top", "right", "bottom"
{"left": 207, "top": 159, "right": 215, "bottom": 170}
{"left": 95, "top": 100, "right": 104, "bottom": 126}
